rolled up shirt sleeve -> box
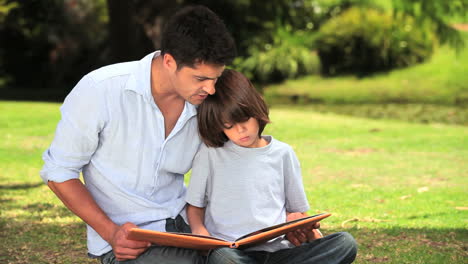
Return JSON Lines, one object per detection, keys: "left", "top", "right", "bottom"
{"left": 40, "top": 74, "right": 107, "bottom": 183}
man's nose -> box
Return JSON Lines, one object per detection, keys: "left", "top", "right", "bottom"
{"left": 202, "top": 81, "right": 216, "bottom": 95}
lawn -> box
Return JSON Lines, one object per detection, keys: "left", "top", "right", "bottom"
{"left": 265, "top": 32, "right": 468, "bottom": 105}
{"left": 263, "top": 32, "right": 468, "bottom": 123}
{"left": 262, "top": 32, "right": 468, "bottom": 126}
{"left": 0, "top": 101, "right": 467, "bottom": 263}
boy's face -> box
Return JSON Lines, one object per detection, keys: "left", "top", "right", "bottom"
{"left": 223, "top": 117, "right": 265, "bottom": 148}
{"left": 170, "top": 61, "right": 225, "bottom": 105}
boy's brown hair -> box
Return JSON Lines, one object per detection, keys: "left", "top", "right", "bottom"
{"left": 198, "top": 69, "right": 270, "bottom": 147}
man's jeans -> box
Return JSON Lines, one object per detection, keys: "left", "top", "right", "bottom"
{"left": 100, "top": 215, "right": 205, "bottom": 264}
{"left": 207, "top": 232, "right": 357, "bottom": 264}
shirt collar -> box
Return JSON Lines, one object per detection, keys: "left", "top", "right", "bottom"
{"left": 125, "top": 51, "right": 158, "bottom": 100}
{"left": 125, "top": 51, "right": 198, "bottom": 119}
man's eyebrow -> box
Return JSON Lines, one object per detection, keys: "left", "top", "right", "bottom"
{"left": 194, "top": 75, "right": 221, "bottom": 80}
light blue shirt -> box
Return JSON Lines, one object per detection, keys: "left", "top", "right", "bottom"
{"left": 40, "top": 51, "right": 201, "bottom": 256}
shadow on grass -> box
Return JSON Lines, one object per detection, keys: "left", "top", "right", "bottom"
{"left": 0, "top": 198, "right": 73, "bottom": 221}
{"left": 1, "top": 215, "right": 466, "bottom": 264}
{"left": 0, "top": 220, "right": 95, "bottom": 264}
{"left": 0, "top": 182, "right": 43, "bottom": 190}
{"left": 270, "top": 103, "right": 468, "bottom": 125}
{"left": 327, "top": 227, "right": 468, "bottom": 264}
{"left": 0, "top": 197, "right": 74, "bottom": 224}
{"left": 1, "top": 188, "right": 466, "bottom": 264}
{"left": 0, "top": 191, "right": 95, "bottom": 263}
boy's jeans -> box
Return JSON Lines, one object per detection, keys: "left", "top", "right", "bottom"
{"left": 207, "top": 232, "right": 357, "bottom": 264}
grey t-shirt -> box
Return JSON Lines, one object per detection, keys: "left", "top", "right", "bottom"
{"left": 186, "top": 136, "right": 310, "bottom": 252}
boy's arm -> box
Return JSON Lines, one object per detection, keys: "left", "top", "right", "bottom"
{"left": 186, "top": 204, "right": 211, "bottom": 236}
{"left": 283, "top": 147, "right": 322, "bottom": 245}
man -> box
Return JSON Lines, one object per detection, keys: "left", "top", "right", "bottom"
{"left": 41, "top": 5, "right": 357, "bottom": 264}
{"left": 41, "top": 5, "right": 235, "bottom": 263}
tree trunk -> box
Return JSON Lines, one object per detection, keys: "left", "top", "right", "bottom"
{"left": 106, "top": 0, "right": 154, "bottom": 63}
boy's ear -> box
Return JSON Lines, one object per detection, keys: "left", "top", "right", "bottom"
{"left": 163, "top": 53, "right": 178, "bottom": 72}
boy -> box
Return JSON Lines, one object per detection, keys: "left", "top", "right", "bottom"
{"left": 186, "top": 69, "right": 357, "bottom": 264}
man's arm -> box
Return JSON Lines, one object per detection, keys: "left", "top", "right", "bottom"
{"left": 186, "top": 204, "right": 210, "bottom": 236}
{"left": 286, "top": 212, "right": 322, "bottom": 246}
{"left": 48, "top": 179, "right": 150, "bottom": 261}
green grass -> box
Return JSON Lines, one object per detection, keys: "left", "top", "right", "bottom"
{"left": 0, "top": 101, "right": 95, "bottom": 263}
{"left": 275, "top": 103, "right": 468, "bottom": 125}
{"left": 264, "top": 32, "right": 468, "bottom": 106}
{"left": 1, "top": 101, "right": 467, "bottom": 263}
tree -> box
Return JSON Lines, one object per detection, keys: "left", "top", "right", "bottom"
{"left": 1, "top": 0, "right": 110, "bottom": 91}
{"left": 392, "top": 0, "right": 468, "bottom": 51}
{"left": 106, "top": 0, "right": 152, "bottom": 63}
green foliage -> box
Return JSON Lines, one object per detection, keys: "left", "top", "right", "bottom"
{"left": 0, "top": 0, "right": 18, "bottom": 23}
{"left": 211, "top": 0, "right": 387, "bottom": 59}
{"left": 392, "top": 0, "right": 468, "bottom": 51}
{"left": 196, "top": 0, "right": 320, "bottom": 56}
{"left": 234, "top": 27, "right": 320, "bottom": 83}
{"left": 0, "top": 0, "right": 108, "bottom": 89}
{"left": 316, "top": 7, "right": 435, "bottom": 75}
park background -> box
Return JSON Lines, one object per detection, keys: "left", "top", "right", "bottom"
{"left": 0, "top": 0, "right": 467, "bottom": 263}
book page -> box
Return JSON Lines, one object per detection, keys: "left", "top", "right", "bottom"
{"left": 234, "top": 213, "right": 331, "bottom": 248}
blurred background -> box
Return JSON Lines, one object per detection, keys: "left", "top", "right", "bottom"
{"left": 1, "top": 0, "right": 467, "bottom": 123}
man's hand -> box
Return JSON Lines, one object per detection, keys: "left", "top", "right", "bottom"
{"left": 285, "top": 212, "right": 323, "bottom": 246}
{"left": 108, "top": 222, "right": 151, "bottom": 261}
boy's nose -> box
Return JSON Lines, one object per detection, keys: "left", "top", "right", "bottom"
{"left": 235, "top": 124, "right": 246, "bottom": 133}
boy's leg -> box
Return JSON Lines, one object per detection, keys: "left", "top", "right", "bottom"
{"left": 267, "top": 232, "right": 357, "bottom": 264}
{"left": 206, "top": 248, "right": 260, "bottom": 264}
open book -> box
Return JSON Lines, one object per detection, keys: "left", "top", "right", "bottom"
{"left": 127, "top": 213, "right": 331, "bottom": 250}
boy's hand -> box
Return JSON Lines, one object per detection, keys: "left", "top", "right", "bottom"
{"left": 285, "top": 212, "right": 322, "bottom": 246}
{"left": 191, "top": 227, "right": 211, "bottom": 237}
{"left": 190, "top": 227, "right": 211, "bottom": 256}
{"left": 306, "top": 227, "right": 323, "bottom": 242}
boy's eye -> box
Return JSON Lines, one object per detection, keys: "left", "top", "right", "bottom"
{"left": 223, "top": 123, "right": 233, "bottom": 129}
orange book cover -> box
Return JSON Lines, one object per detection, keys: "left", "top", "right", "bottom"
{"left": 127, "top": 213, "right": 331, "bottom": 250}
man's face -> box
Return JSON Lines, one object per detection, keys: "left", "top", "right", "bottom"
{"left": 170, "top": 62, "right": 225, "bottom": 105}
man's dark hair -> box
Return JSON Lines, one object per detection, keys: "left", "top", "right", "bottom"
{"left": 161, "top": 5, "right": 236, "bottom": 69}
{"left": 198, "top": 69, "right": 270, "bottom": 147}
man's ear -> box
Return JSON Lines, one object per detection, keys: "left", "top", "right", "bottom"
{"left": 163, "top": 53, "right": 178, "bottom": 72}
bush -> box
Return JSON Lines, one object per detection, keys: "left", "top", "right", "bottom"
{"left": 316, "top": 7, "right": 435, "bottom": 76}
{"left": 233, "top": 26, "right": 320, "bottom": 84}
